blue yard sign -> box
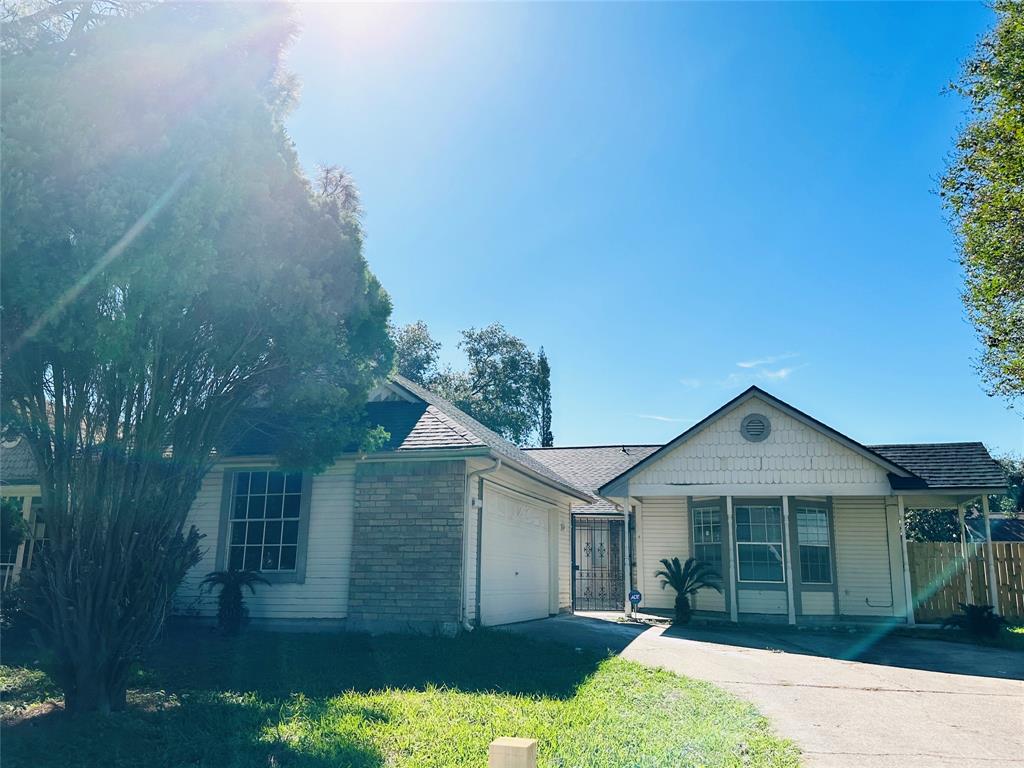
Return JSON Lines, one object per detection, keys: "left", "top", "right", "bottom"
{"left": 628, "top": 589, "right": 642, "bottom": 606}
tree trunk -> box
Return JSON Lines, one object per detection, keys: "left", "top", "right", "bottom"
{"left": 60, "top": 657, "right": 129, "bottom": 715}
{"left": 674, "top": 593, "right": 691, "bottom": 624}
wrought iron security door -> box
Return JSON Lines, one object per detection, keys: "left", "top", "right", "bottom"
{"left": 573, "top": 518, "right": 624, "bottom": 611}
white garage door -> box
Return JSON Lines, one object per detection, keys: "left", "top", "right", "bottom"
{"left": 480, "top": 487, "right": 551, "bottom": 626}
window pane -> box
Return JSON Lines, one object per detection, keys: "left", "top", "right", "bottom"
{"left": 736, "top": 523, "right": 751, "bottom": 542}
{"left": 246, "top": 521, "right": 264, "bottom": 546}
{"left": 283, "top": 495, "right": 300, "bottom": 519}
{"left": 267, "top": 472, "right": 285, "bottom": 494}
{"left": 800, "top": 545, "right": 832, "bottom": 583}
{"left": 235, "top": 472, "right": 250, "bottom": 494}
{"left": 233, "top": 496, "right": 247, "bottom": 520}
{"left": 265, "top": 494, "right": 283, "bottom": 519}
{"left": 736, "top": 508, "right": 750, "bottom": 526}
{"left": 280, "top": 546, "right": 297, "bottom": 570}
{"left": 282, "top": 521, "right": 298, "bottom": 545}
{"left": 249, "top": 472, "right": 267, "bottom": 494}
{"left": 285, "top": 473, "right": 302, "bottom": 493}
{"left": 264, "top": 521, "right": 282, "bottom": 545}
{"left": 229, "top": 546, "right": 244, "bottom": 571}
{"left": 247, "top": 495, "right": 266, "bottom": 519}
{"left": 231, "top": 521, "right": 246, "bottom": 544}
{"left": 261, "top": 546, "right": 280, "bottom": 571}
{"left": 243, "top": 547, "right": 262, "bottom": 570}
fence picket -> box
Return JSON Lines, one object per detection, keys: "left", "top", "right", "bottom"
{"left": 908, "top": 541, "right": 1024, "bottom": 621}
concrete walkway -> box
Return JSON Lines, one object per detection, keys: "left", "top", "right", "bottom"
{"left": 505, "top": 614, "right": 1024, "bottom": 768}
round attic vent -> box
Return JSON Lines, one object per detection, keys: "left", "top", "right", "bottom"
{"left": 740, "top": 413, "right": 770, "bottom": 442}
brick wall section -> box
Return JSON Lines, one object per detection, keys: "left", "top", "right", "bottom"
{"left": 349, "top": 460, "right": 465, "bottom": 631}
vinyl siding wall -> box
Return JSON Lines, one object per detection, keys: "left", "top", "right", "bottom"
{"left": 176, "top": 460, "right": 356, "bottom": 620}
{"left": 834, "top": 497, "right": 901, "bottom": 618}
{"left": 638, "top": 497, "right": 689, "bottom": 611}
{"left": 631, "top": 399, "right": 892, "bottom": 494}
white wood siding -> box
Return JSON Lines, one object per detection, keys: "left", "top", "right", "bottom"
{"left": 175, "top": 460, "right": 356, "bottom": 620}
{"left": 631, "top": 399, "right": 891, "bottom": 494}
{"left": 738, "top": 589, "right": 787, "bottom": 615}
{"left": 638, "top": 497, "right": 688, "bottom": 610}
{"left": 559, "top": 506, "right": 571, "bottom": 611}
{"left": 834, "top": 497, "right": 897, "bottom": 617}
{"left": 801, "top": 591, "right": 835, "bottom": 615}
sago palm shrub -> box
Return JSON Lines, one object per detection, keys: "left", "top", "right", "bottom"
{"left": 655, "top": 557, "right": 723, "bottom": 624}
{"left": 200, "top": 570, "right": 270, "bottom": 635}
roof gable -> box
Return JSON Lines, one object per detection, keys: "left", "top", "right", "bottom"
{"left": 600, "top": 387, "right": 913, "bottom": 495}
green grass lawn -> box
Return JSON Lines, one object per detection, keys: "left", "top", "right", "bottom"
{"left": 1, "top": 628, "right": 799, "bottom": 768}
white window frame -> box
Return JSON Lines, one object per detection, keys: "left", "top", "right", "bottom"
{"left": 734, "top": 504, "right": 785, "bottom": 583}
{"left": 796, "top": 506, "right": 833, "bottom": 585}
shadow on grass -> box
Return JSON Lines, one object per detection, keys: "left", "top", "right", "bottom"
{"left": 2, "top": 688, "right": 386, "bottom": 768}
{"left": 661, "top": 620, "right": 1024, "bottom": 681}
{"left": 144, "top": 625, "right": 605, "bottom": 701}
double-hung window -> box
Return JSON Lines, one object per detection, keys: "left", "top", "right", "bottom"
{"left": 227, "top": 470, "right": 304, "bottom": 573}
{"left": 796, "top": 507, "right": 832, "bottom": 584}
{"left": 735, "top": 505, "right": 784, "bottom": 582}
{"left": 691, "top": 506, "right": 722, "bottom": 569}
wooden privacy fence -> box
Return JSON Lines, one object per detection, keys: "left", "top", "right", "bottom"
{"left": 907, "top": 542, "right": 1024, "bottom": 622}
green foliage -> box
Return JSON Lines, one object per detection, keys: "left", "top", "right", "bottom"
{"left": 2, "top": 630, "right": 800, "bottom": 767}
{"left": 941, "top": 604, "right": 1008, "bottom": 639}
{"left": 991, "top": 455, "right": 1024, "bottom": 518}
{"left": 0, "top": 497, "right": 28, "bottom": 558}
{"left": 390, "top": 321, "right": 552, "bottom": 445}
{"left": 1, "top": 3, "right": 390, "bottom": 713}
{"left": 536, "top": 348, "right": 553, "bottom": 447}
{"left": 942, "top": 1, "right": 1024, "bottom": 402}
{"left": 390, "top": 320, "right": 440, "bottom": 385}
{"left": 655, "top": 557, "right": 723, "bottom": 624}
{"left": 904, "top": 508, "right": 962, "bottom": 543}
{"left": 200, "top": 570, "right": 270, "bottom": 636}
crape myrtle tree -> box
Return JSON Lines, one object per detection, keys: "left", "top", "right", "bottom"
{"left": 535, "top": 348, "right": 553, "bottom": 447}
{"left": 1, "top": 3, "right": 392, "bottom": 714}
{"left": 943, "top": 1, "right": 1024, "bottom": 402}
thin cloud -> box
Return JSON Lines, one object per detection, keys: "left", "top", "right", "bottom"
{"left": 723, "top": 363, "right": 807, "bottom": 387}
{"left": 736, "top": 352, "right": 799, "bottom": 369}
{"left": 637, "top": 414, "right": 692, "bottom": 423}
{"left": 679, "top": 378, "right": 701, "bottom": 389}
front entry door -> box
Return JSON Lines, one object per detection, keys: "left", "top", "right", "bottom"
{"left": 573, "top": 518, "right": 624, "bottom": 611}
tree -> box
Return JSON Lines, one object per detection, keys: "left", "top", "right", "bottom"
{"left": 535, "top": 348, "right": 553, "bottom": 447}
{"left": 991, "top": 455, "right": 1023, "bottom": 518}
{"left": 391, "top": 320, "right": 441, "bottom": 385}
{"left": 1, "top": 3, "right": 391, "bottom": 713}
{"left": 942, "top": 1, "right": 1024, "bottom": 402}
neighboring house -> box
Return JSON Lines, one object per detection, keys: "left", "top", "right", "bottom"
{"left": 0, "top": 438, "right": 44, "bottom": 588}
{"left": 528, "top": 386, "right": 1007, "bottom": 625}
{"left": 0, "top": 376, "right": 590, "bottom": 634}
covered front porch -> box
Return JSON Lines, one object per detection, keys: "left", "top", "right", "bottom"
{"left": 597, "top": 489, "right": 1009, "bottom": 626}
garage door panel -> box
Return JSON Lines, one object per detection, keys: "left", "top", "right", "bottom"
{"left": 480, "top": 487, "right": 551, "bottom": 626}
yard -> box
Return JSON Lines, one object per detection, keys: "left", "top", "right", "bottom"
{"left": 1, "top": 628, "right": 799, "bottom": 768}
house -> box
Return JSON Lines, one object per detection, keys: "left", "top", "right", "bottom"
{"left": 1, "top": 375, "right": 591, "bottom": 634}
{"left": 1, "top": 380, "right": 1009, "bottom": 630}
{"left": 526, "top": 386, "right": 1008, "bottom": 625}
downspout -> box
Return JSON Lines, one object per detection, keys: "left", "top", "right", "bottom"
{"left": 461, "top": 457, "right": 501, "bottom": 631}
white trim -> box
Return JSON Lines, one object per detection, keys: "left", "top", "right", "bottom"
{"left": 898, "top": 495, "right": 915, "bottom": 626}
{"left": 958, "top": 503, "right": 975, "bottom": 605}
{"left": 629, "top": 482, "right": 894, "bottom": 497}
{"left": 782, "top": 497, "right": 795, "bottom": 624}
{"left": 726, "top": 496, "right": 738, "bottom": 622}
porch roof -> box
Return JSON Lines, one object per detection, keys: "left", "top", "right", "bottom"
{"left": 868, "top": 442, "right": 1006, "bottom": 491}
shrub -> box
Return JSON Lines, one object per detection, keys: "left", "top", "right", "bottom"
{"left": 941, "top": 603, "right": 1008, "bottom": 639}
{"left": 654, "top": 557, "right": 723, "bottom": 624}
{"left": 200, "top": 570, "right": 270, "bottom": 635}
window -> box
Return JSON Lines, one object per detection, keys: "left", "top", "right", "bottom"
{"left": 227, "top": 470, "right": 303, "bottom": 573}
{"left": 797, "top": 507, "right": 832, "bottom": 584}
{"left": 692, "top": 507, "right": 722, "bottom": 569}
{"left": 735, "top": 505, "right": 784, "bottom": 582}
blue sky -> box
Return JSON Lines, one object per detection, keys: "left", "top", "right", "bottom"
{"left": 286, "top": 2, "right": 1022, "bottom": 455}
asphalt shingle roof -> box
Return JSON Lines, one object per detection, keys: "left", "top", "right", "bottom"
{"left": 868, "top": 442, "right": 1006, "bottom": 490}
{"left": 388, "top": 375, "right": 587, "bottom": 497}
{"left": 0, "top": 439, "right": 37, "bottom": 484}
{"left": 524, "top": 444, "right": 660, "bottom": 514}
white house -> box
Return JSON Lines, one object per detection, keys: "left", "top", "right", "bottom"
{"left": 527, "top": 386, "right": 1007, "bottom": 625}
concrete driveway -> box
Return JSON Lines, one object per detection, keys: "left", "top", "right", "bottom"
{"left": 505, "top": 615, "right": 1024, "bottom": 768}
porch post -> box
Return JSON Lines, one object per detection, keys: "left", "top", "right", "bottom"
{"left": 981, "top": 494, "right": 1000, "bottom": 613}
{"left": 782, "top": 496, "right": 795, "bottom": 625}
{"left": 622, "top": 485, "right": 632, "bottom": 616}
{"left": 957, "top": 503, "right": 975, "bottom": 604}
{"left": 725, "top": 495, "right": 738, "bottom": 622}
{"left": 9, "top": 495, "right": 33, "bottom": 586}
{"left": 897, "top": 495, "right": 915, "bottom": 626}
